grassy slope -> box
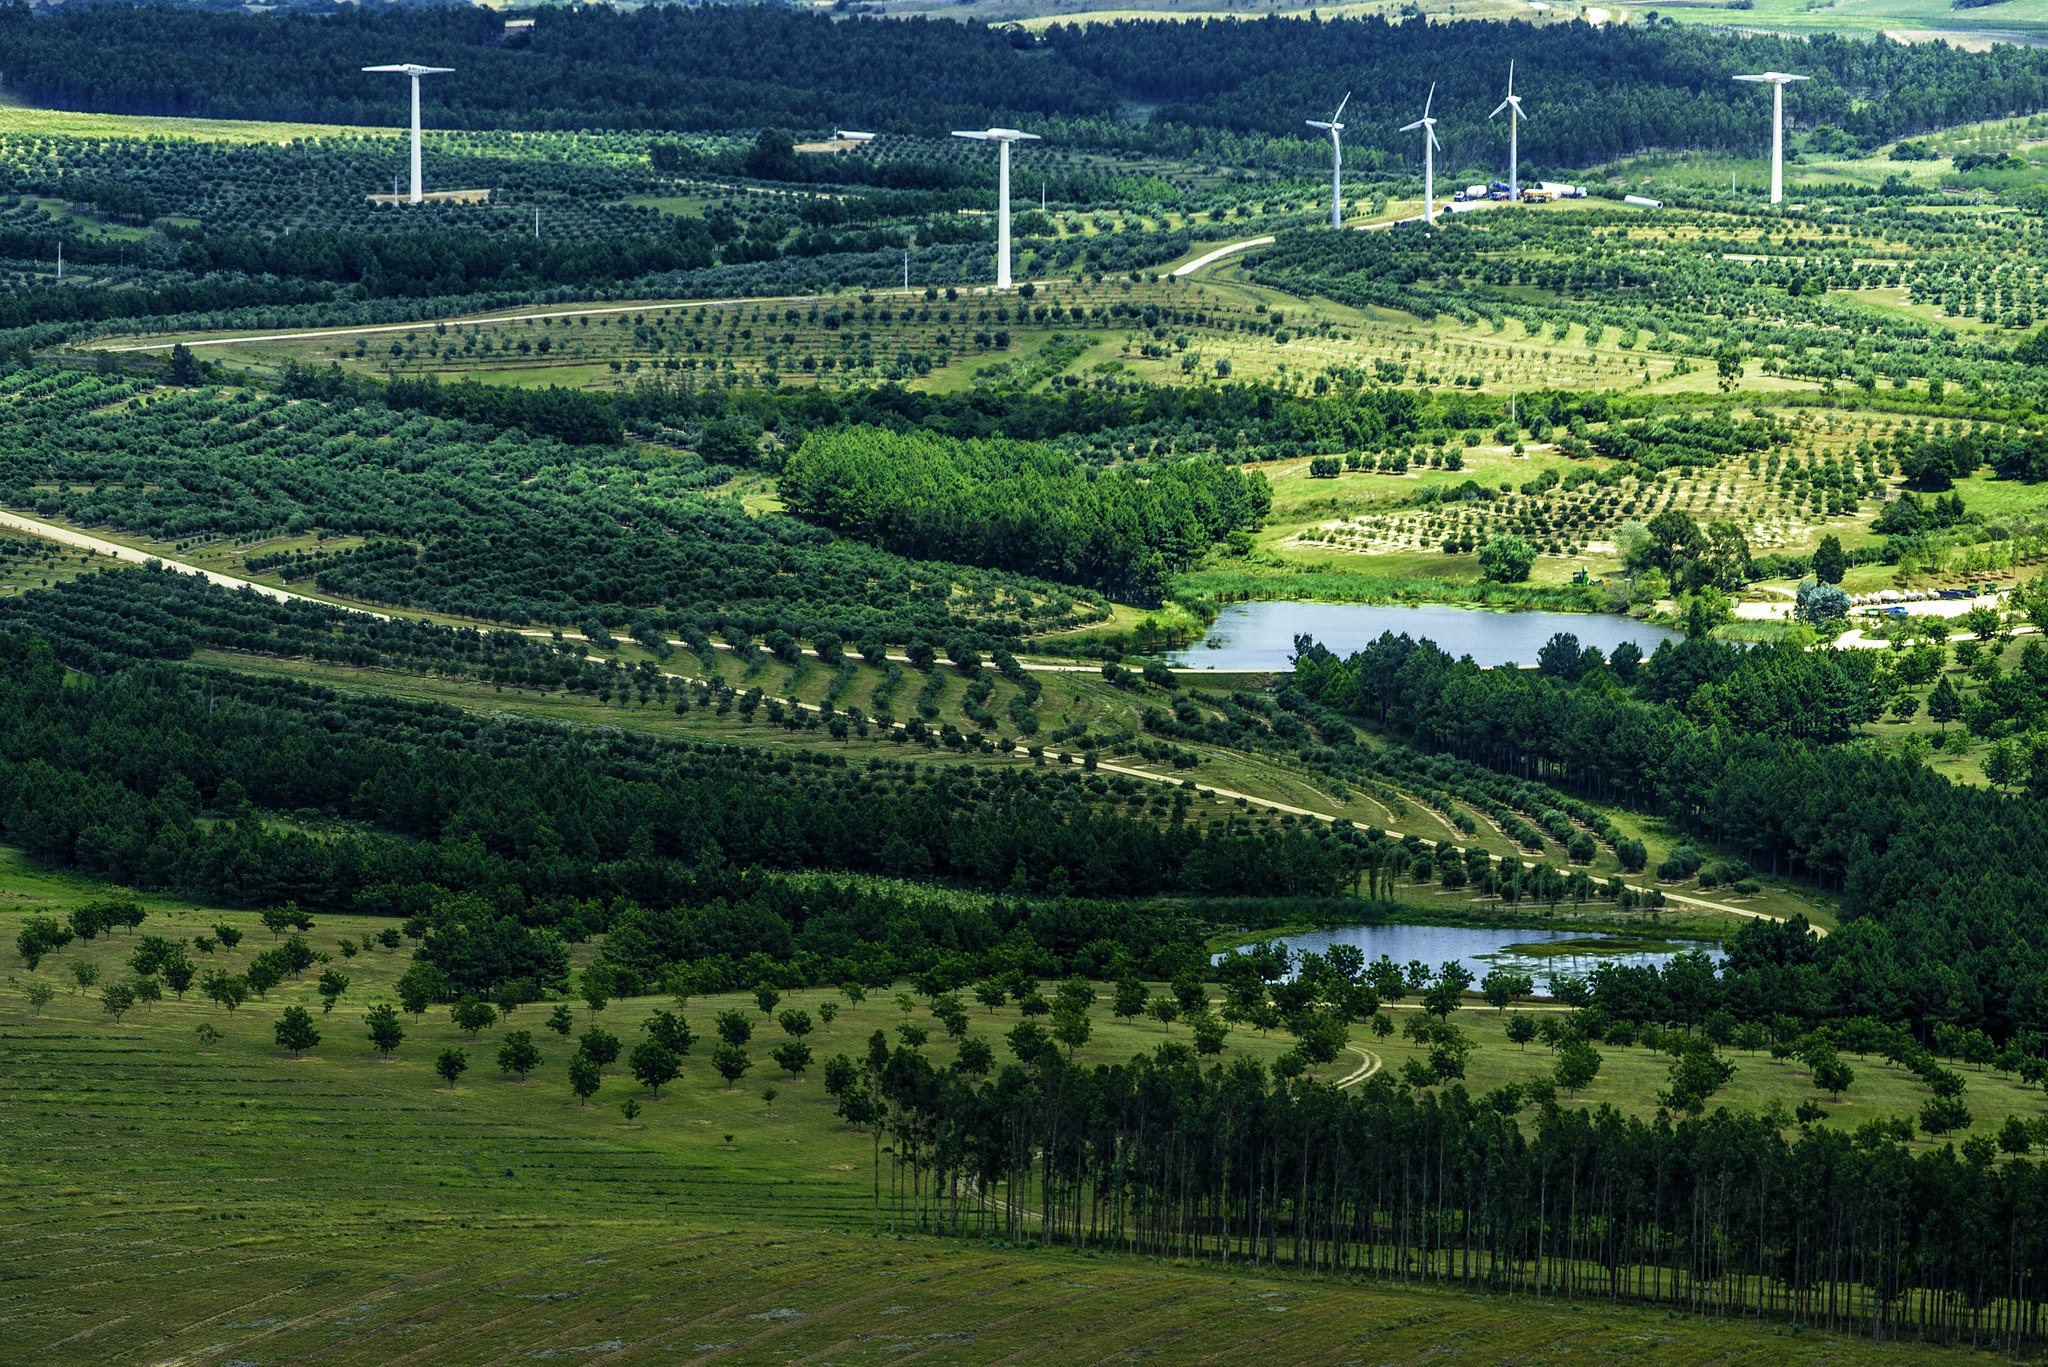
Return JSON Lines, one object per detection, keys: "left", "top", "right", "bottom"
{"left": 0, "top": 862, "right": 2022, "bottom": 1364}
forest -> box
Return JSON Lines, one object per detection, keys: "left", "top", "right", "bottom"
{"left": 778, "top": 427, "right": 1270, "bottom": 597}
{"left": 3, "top": 6, "right": 2045, "bottom": 172}
{"left": 1291, "top": 631, "right": 2048, "bottom": 1041}
{"left": 0, "top": 632, "right": 1360, "bottom": 931}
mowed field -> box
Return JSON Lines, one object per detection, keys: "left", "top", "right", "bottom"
{"left": 3, "top": 852, "right": 2039, "bottom": 1363}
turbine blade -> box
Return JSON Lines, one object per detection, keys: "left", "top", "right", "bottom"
{"left": 1400, "top": 120, "right": 1424, "bottom": 133}
{"left": 1333, "top": 91, "right": 1351, "bottom": 121}
{"left": 1491, "top": 100, "right": 1510, "bottom": 119}
{"left": 1425, "top": 83, "right": 1435, "bottom": 119}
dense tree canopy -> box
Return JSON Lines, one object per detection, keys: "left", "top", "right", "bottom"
{"left": 780, "top": 428, "right": 1269, "bottom": 600}
{"left": 1292, "top": 630, "right": 2047, "bottom": 1040}
{"left": 4, "top": 6, "right": 2044, "bottom": 172}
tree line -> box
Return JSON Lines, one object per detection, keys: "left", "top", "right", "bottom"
{"left": 4, "top": 5, "right": 2040, "bottom": 173}
{"left": 831, "top": 1036, "right": 2048, "bottom": 1351}
{"left": 0, "top": 633, "right": 1359, "bottom": 950}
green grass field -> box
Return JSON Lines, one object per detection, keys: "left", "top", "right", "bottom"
{"left": 0, "top": 854, "right": 2025, "bottom": 1364}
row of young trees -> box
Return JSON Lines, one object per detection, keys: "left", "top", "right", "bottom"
{"left": 831, "top": 1038, "right": 2048, "bottom": 1351}
{"left": 0, "top": 633, "right": 1361, "bottom": 965}
{"left": 0, "top": 369, "right": 1104, "bottom": 641}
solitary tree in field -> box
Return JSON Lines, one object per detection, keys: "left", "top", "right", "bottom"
{"left": 956, "top": 1036, "right": 995, "bottom": 1077}
{"left": 1929, "top": 676, "right": 1963, "bottom": 735}
{"left": 435, "top": 1046, "right": 469, "bottom": 1088}
{"left": 1146, "top": 996, "right": 1180, "bottom": 1031}
{"left": 275, "top": 1005, "right": 320, "bottom": 1058}
{"left": 754, "top": 984, "right": 781, "bottom": 1016}
{"left": 568, "top": 1053, "right": 601, "bottom": 1105}
{"left": 974, "top": 980, "right": 1007, "bottom": 1013}
{"left": 451, "top": 997, "right": 498, "bottom": 1039}
{"left": 1505, "top": 1013, "right": 1537, "bottom": 1050}
{"left": 1553, "top": 1040, "right": 1602, "bottom": 1097}
{"left": 712, "top": 1042, "right": 752, "bottom": 1090}
{"left": 317, "top": 968, "right": 350, "bottom": 1013}
{"left": 365, "top": 1003, "right": 405, "bottom": 1056}
{"left": 546, "top": 1004, "right": 575, "bottom": 1037}
{"left": 715, "top": 1009, "right": 753, "bottom": 1047}
{"left": 101, "top": 980, "right": 137, "bottom": 1022}
{"left": 1811, "top": 534, "right": 1847, "bottom": 586}
{"left": 580, "top": 966, "right": 614, "bottom": 1020}
{"left": 1814, "top": 1053, "right": 1855, "bottom": 1101}
{"left": 25, "top": 978, "right": 54, "bottom": 1014}
{"left": 1112, "top": 978, "right": 1149, "bottom": 1025}
{"left": 579, "top": 1027, "right": 622, "bottom": 1075}
{"left": 771, "top": 1040, "right": 813, "bottom": 1078}
{"left": 497, "top": 1030, "right": 542, "bottom": 1082}
{"left": 1051, "top": 1006, "right": 1092, "bottom": 1059}
{"left": 630, "top": 1041, "right": 681, "bottom": 1097}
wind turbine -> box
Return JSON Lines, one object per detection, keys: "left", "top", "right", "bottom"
{"left": 1305, "top": 92, "right": 1350, "bottom": 229}
{"left": 1400, "top": 85, "right": 1441, "bottom": 226}
{"left": 951, "top": 127, "right": 1041, "bottom": 290}
{"left": 363, "top": 63, "right": 455, "bottom": 205}
{"left": 1490, "top": 62, "right": 1527, "bottom": 201}
{"left": 1734, "top": 71, "right": 1809, "bottom": 205}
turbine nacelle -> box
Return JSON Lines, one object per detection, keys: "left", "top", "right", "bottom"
{"left": 952, "top": 128, "right": 1041, "bottom": 143}
{"left": 1400, "top": 117, "right": 1440, "bottom": 150}
{"left": 362, "top": 64, "right": 454, "bottom": 77}
{"left": 1734, "top": 71, "right": 1810, "bottom": 84}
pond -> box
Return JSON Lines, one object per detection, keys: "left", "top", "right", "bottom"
{"left": 1165, "top": 601, "right": 1682, "bottom": 673}
{"left": 1237, "top": 922, "right": 1724, "bottom": 985}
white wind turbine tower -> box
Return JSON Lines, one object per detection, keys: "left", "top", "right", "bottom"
{"left": 1400, "top": 85, "right": 1441, "bottom": 225}
{"left": 1305, "top": 92, "right": 1350, "bottom": 229}
{"left": 1491, "top": 62, "right": 1527, "bottom": 200}
{"left": 363, "top": 63, "right": 455, "bottom": 204}
{"left": 1734, "top": 71, "right": 1809, "bottom": 205}
{"left": 951, "top": 126, "right": 1041, "bottom": 290}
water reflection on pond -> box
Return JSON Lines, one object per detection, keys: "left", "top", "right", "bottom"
{"left": 1167, "top": 601, "right": 1681, "bottom": 673}
{"left": 1237, "top": 921, "right": 1723, "bottom": 984}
